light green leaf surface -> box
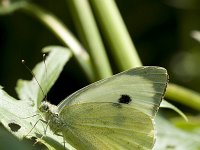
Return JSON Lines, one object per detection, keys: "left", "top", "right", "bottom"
{"left": 16, "top": 46, "right": 72, "bottom": 108}
{"left": 171, "top": 116, "right": 200, "bottom": 133}
{"left": 0, "top": 46, "right": 74, "bottom": 150}
{"left": 154, "top": 114, "right": 200, "bottom": 150}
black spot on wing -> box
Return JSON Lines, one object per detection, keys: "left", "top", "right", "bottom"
{"left": 8, "top": 122, "right": 21, "bottom": 132}
{"left": 118, "top": 95, "right": 132, "bottom": 104}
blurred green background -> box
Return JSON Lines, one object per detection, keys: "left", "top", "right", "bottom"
{"left": 1, "top": 0, "right": 200, "bottom": 105}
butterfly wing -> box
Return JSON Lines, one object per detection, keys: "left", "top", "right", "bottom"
{"left": 57, "top": 66, "right": 168, "bottom": 149}
{"left": 58, "top": 66, "right": 168, "bottom": 117}
{"left": 60, "top": 102, "right": 154, "bottom": 150}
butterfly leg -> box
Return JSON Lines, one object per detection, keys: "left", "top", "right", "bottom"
{"left": 52, "top": 129, "right": 66, "bottom": 150}
{"left": 63, "top": 136, "right": 66, "bottom": 150}
{"left": 19, "top": 113, "right": 41, "bottom": 119}
{"left": 35, "top": 120, "right": 49, "bottom": 141}
{"left": 33, "top": 120, "right": 50, "bottom": 146}
{"left": 24, "top": 119, "right": 47, "bottom": 139}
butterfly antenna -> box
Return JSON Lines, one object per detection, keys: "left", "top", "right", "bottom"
{"left": 21, "top": 60, "right": 46, "bottom": 99}
{"left": 43, "top": 54, "right": 48, "bottom": 101}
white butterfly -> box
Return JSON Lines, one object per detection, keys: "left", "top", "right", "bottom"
{"left": 39, "top": 66, "right": 168, "bottom": 150}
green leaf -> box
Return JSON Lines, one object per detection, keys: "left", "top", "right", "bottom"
{"left": 171, "top": 116, "right": 200, "bottom": 133}
{"left": 0, "top": 126, "right": 35, "bottom": 150}
{"left": 154, "top": 114, "right": 200, "bottom": 150}
{"left": 160, "top": 100, "right": 188, "bottom": 122}
{"left": 0, "top": 46, "right": 74, "bottom": 149}
{"left": 16, "top": 46, "right": 72, "bottom": 108}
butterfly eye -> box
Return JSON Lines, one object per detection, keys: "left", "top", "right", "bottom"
{"left": 39, "top": 103, "right": 49, "bottom": 112}
{"left": 43, "top": 104, "right": 49, "bottom": 111}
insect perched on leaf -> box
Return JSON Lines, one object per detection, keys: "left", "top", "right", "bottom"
{"left": 36, "top": 66, "right": 168, "bottom": 150}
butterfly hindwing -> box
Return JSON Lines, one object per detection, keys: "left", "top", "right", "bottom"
{"left": 60, "top": 102, "right": 154, "bottom": 150}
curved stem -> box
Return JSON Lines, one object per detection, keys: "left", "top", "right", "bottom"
{"left": 67, "top": 0, "right": 113, "bottom": 80}
{"left": 20, "top": 3, "right": 95, "bottom": 82}
{"left": 89, "top": 0, "right": 142, "bottom": 71}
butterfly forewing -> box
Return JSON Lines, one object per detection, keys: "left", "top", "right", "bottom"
{"left": 58, "top": 66, "right": 168, "bottom": 117}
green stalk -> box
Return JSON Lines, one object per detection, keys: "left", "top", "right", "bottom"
{"left": 89, "top": 0, "right": 142, "bottom": 71}
{"left": 67, "top": 0, "right": 113, "bottom": 80}
{"left": 19, "top": 3, "right": 95, "bottom": 82}
{"left": 166, "top": 83, "right": 200, "bottom": 111}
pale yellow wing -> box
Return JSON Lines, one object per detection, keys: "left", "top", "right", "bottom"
{"left": 60, "top": 102, "right": 154, "bottom": 150}
{"left": 57, "top": 67, "right": 168, "bottom": 149}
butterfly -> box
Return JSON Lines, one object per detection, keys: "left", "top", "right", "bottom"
{"left": 39, "top": 66, "right": 168, "bottom": 150}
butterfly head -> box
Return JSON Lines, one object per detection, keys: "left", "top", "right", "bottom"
{"left": 39, "top": 101, "right": 59, "bottom": 116}
{"left": 39, "top": 101, "right": 51, "bottom": 113}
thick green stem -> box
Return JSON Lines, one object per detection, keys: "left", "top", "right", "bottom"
{"left": 166, "top": 83, "right": 200, "bottom": 111}
{"left": 89, "top": 0, "right": 142, "bottom": 71}
{"left": 20, "top": 3, "right": 95, "bottom": 82}
{"left": 67, "top": 0, "right": 113, "bottom": 80}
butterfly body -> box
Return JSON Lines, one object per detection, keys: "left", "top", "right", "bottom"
{"left": 39, "top": 66, "right": 168, "bottom": 150}
{"left": 39, "top": 101, "right": 63, "bottom": 134}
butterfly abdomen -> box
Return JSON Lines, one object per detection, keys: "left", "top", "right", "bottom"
{"left": 48, "top": 113, "right": 64, "bottom": 133}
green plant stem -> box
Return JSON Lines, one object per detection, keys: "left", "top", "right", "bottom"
{"left": 166, "top": 83, "right": 200, "bottom": 111}
{"left": 20, "top": 3, "right": 95, "bottom": 82}
{"left": 89, "top": 0, "right": 142, "bottom": 71}
{"left": 67, "top": 0, "right": 113, "bottom": 80}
